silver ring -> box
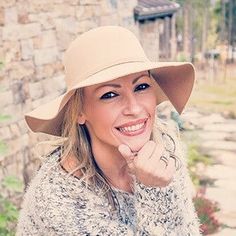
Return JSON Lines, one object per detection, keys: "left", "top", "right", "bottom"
{"left": 162, "top": 133, "right": 176, "bottom": 153}
{"left": 160, "top": 155, "right": 169, "bottom": 168}
{"left": 169, "top": 154, "right": 182, "bottom": 171}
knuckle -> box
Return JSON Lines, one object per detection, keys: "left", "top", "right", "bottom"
{"left": 159, "top": 173, "right": 171, "bottom": 183}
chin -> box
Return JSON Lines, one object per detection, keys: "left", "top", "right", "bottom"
{"left": 123, "top": 136, "right": 151, "bottom": 152}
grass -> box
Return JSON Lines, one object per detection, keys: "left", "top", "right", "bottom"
{"left": 189, "top": 77, "right": 236, "bottom": 118}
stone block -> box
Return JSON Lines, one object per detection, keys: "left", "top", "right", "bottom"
{"left": 52, "top": 75, "right": 66, "bottom": 92}
{"left": 35, "top": 64, "right": 54, "bottom": 80}
{"left": 20, "top": 38, "right": 33, "bottom": 60}
{"left": 18, "top": 119, "right": 28, "bottom": 135}
{"left": 3, "top": 40, "right": 21, "bottom": 63}
{"left": 54, "top": 4, "right": 75, "bottom": 17}
{"left": 99, "top": 14, "right": 118, "bottom": 25}
{"left": 34, "top": 30, "right": 57, "bottom": 49}
{"left": 2, "top": 23, "right": 41, "bottom": 40}
{"left": 53, "top": 0, "right": 64, "bottom": 3}
{"left": 76, "top": 5, "right": 94, "bottom": 20}
{"left": 29, "top": 81, "right": 44, "bottom": 100}
{"left": 1, "top": 104, "right": 22, "bottom": 124}
{"left": 18, "top": 12, "right": 29, "bottom": 24}
{"left": 56, "top": 31, "right": 75, "bottom": 51}
{"left": 31, "top": 92, "right": 59, "bottom": 109}
{"left": 4, "top": 6, "right": 17, "bottom": 25}
{"left": 54, "top": 17, "right": 79, "bottom": 33}
{"left": 11, "top": 79, "right": 28, "bottom": 104}
{"left": 0, "top": 8, "right": 4, "bottom": 26}
{"left": 41, "top": 77, "right": 57, "bottom": 95}
{"left": 6, "top": 136, "right": 23, "bottom": 156}
{"left": 0, "top": 90, "right": 13, "bottom": 107}
{"left": 80, "top": 0, "right": 99, "bottom": 5}
{"left": 29, "top": 12, "right": 56, "bottom": 30}
{"left": 0, "top": 0, "right": 16, "bottom": 8}
{"left": 64, "top": 0, "right": 79, "bottom": 5}
{"left": 42, "top": 75, "right": 66, "bottom": 95}
{"left": 8, "top": 61, "right": 34, "bottom": 80}
{"left": 34, "top": 47, "right": 58, "bottom": 66}
{"left": 100, "top": 1, "right": 115, "bottom": 15}
{"left": 77, "top": 19, "right": 98, "bottom": 33}
{"left": 10, "top": 123, "right": 21, "bottom": 138}
{"left": 0, "top": 77, "right": 10, "bottom": 91}
{"left": 27, "top": 0, "right": 54, "bottom": 13}
{"left": 16, "top": 0, "right": 29, "bottom": 24}
{"left": 0, "top": 126, "right": 11, "bottom": 140}
{"left": 35, "top": 62, "right": 64, "bottom": 80}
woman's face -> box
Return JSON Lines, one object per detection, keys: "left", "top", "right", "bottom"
{"left": 78, "top": 71, "right": 158, "bottom": 152}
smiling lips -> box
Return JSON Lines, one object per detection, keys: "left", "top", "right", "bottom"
{"left": 116, "top": 118, "right": 148, "bottom": 136}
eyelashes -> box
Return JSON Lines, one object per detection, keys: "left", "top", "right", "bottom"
{"left": 100, "top": 83, "right": 151, "bottom": 100}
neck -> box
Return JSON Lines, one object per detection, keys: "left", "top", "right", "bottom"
{"left": 91, "top": 140, "right": 133, "bottom": 193}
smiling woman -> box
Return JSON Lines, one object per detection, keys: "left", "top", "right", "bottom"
{"left": 16, "top": 26, "right": 201, "bottom": 235}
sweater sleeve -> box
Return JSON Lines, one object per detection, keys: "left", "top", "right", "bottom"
{"left": 133, "top": 167, "right": 202, "bottom": 236}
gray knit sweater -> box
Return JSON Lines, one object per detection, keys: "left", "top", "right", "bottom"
{"left": 16, "top": 142, "right": 201, "bottom": 235}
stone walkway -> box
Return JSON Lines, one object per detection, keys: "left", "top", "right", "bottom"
{"left": 181, "top": 109, "right": 236, "bottom": 236}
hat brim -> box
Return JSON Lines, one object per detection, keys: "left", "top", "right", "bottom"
{"left": 25, "top": 61, "right": 195, "bottom": 136}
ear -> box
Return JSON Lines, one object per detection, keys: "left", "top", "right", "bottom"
{"left": 77, "top": 112, "right": 86, "bottom": 125}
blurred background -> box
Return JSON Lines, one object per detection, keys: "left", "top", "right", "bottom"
{"left": 0, "top": 0, "right": 236, "bottom": 235}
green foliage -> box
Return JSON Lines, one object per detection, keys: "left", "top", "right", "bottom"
{"left": 174, "top": 0, "right": 215, "bottom": 51}
{"left": 0, "top": 195, "right": 19, "bottom": 236}
{"left": 187, "top": 143, "right": 212, "bottom": 167}
{"left": 2, "top": 176, "right": 24, "bottom": 193}
{"left": 187, "top": 142, "right": 212, "bottom": 186}
{"left": 0, "top": 141, "right": 8, "bottom": 156}
{"left": 0, "top": 176, "right": 22, "bottom": 235}
{"left": 0, "top": 59, "right": 19, "bottom": 235}
{"left": 214, "top": 0, "right": 236, "bottom": 44}
{"left": 0, "top": 114, "right": 11, "bottom": 122}
{"left": 190, "top": 77, "right": 236, "bottom": 118}
{"left": 176, "top": 52, "right": 188, "bottom": 62}
{"left": 0, "top": 61, "right": 3, "bottom": 70}
{"left": 0, "top": 114, "right": 11, "bottom": 156}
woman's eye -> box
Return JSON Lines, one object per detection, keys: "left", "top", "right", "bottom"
{"left": 100, "top": 92, "right": 118, "bottom": 100}
{"left": 135, "top": 83, "right": 150, "bottom": 92}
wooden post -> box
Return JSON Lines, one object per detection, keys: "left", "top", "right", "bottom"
{"left": 155, "top": 19, "right": 160, "bottom": 61}
{"left": 171, "top": 14, "right": 177, "bottom": 61}
{"left": 164, "top": 16, "right": 170, "bottom": 59}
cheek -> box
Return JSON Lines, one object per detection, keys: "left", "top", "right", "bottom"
{"left": 87, "top": 104, "right": 119, "bottom": 130}
{"left": 142, "top": 92, "right": 157, "bottom": 111}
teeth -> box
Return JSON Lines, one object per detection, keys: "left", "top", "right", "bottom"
{"left": 119, "top": 122, "right": 145, "bottom": 133}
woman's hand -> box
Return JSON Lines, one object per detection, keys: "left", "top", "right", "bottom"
{"left": 118, "top": 141, "right": 176, "bottom": 187}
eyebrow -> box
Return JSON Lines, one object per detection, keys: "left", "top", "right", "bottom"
{"left": 95, "top": 73, "right": 149, "bottom": 91}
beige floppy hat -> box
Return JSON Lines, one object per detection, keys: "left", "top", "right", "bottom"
{"left": 25, "top": 25, "right": 195, "bottom": 137}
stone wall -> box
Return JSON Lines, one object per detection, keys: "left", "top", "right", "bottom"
{"left": 0, "top": 0, "right": 139, "bottom": 185}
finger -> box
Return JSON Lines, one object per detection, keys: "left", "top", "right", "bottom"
{"left": 118, "top": 144, "right": 137, "bottom": 175}
{"left": 137, "top": 141, "right": 156, "bottom": 163}
{"left": 118, "top": 144, "right": 134, "bottom": 158}
{"left": 159, "top": 154, "right": 176, "bottom": 180}
{"left": 118, "top": 144, "right": 136, "bottom": 168}
{"left": 143, "top": 143, "right": 165, "bottom": 170}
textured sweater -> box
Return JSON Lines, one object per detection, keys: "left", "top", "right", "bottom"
{"left": 16, "top": 136, "right": 201, "bottom": 236}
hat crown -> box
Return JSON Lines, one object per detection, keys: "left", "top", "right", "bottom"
{"left": 63, "top": 26, "right": 148, "bottom": 88}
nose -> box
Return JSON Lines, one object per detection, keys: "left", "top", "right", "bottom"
{"left": 122, "top": 93, "right": 143, "bottom": 116}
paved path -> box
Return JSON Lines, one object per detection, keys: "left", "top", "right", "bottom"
{"left": 181, "top": 109, "right": 236, "bottom": 235}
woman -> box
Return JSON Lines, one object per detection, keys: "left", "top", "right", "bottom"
{"left": 17, "top": 26, "right": 201, "bottom": 235}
